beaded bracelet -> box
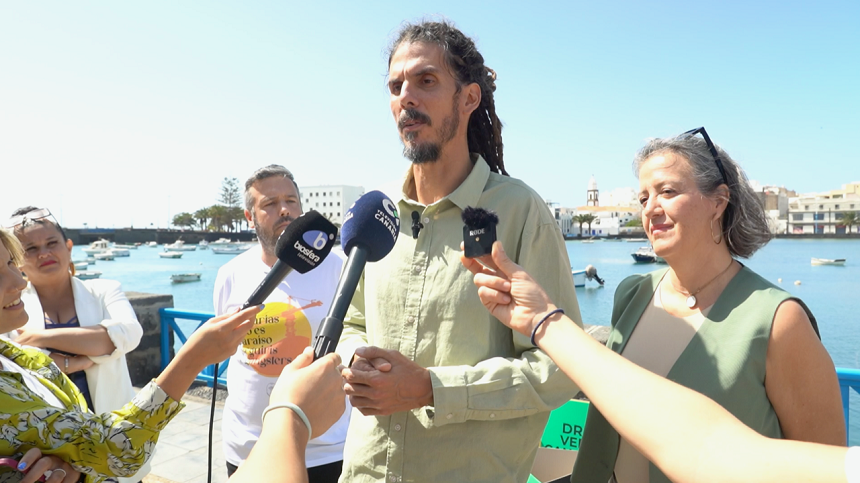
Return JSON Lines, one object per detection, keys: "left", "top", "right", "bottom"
{"left": 530, "top": 308, "right": 565, "bottom": 346}
{"left": 262, "top": 402, "right": 313, "bottom": 443}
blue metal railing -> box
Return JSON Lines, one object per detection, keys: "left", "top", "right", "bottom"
{"left": 158, "top": 307, "right": 860, "bottom": 441}
{"left": 159, "top": 308, "right": 226, "bottom": 386}
{"left": 837, "top": 367, "right": 860, "bottom": 443}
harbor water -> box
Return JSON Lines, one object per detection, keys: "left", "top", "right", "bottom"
{"left": 72, "top": 238, "right": 860, "bottom": 445}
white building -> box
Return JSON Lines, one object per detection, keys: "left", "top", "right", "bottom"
{"left": 575, "top": 206, "right": 640, "bottom": 236}
{"left": 788, "top": 182, "right": 860, "bottom": 234}
{"left": 300, "top": 185, "right": 364, "bottom": 225}
{"left": 569, "top": 176, "right": 642, "bottom": 236}
{"left": 546, "top": 201, "right": 576, "bottom": 236}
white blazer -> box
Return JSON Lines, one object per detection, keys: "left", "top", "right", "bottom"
{"left": 16, "top": 277, "right": 149, "bottom": 482}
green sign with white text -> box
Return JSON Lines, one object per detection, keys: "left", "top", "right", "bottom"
{"left": 540, "top": 400, "right": 589, "bottom": 451}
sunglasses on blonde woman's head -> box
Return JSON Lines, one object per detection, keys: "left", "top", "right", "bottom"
{"left": 4, "top": 208, "right": 54, "bottom": 229}
{"left": 680, "top": 127, "right": 729, "bottom": 186}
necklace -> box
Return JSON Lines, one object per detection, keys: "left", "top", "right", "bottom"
{"left": 671, "top": 258, "right": 735, "bottom": 308}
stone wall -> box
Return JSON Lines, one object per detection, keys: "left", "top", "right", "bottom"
{"left": 126, "top": 291, "right": 174, "bottom": 387}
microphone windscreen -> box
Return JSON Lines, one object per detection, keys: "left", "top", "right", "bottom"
{"left": 275, "top": 211, "right": 338, "bottom": 273}
{"left": 341, "top": 190, "right": 400, "bottom": 262}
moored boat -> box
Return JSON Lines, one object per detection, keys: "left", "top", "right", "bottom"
{"left": 572, "top": 265, "right": 605, "bottom": 287}
{"left": 109, "top": 248, "right": 130, "bottom": 257}
{"left": 73, "top": 261, "right": 89, "bottom": 271}
{"left": 164, "top": 240, "right": 197, "bottom": 251}
{"left": 75, "top": 270, "right": 102, "bottom": 280}
{"left": 159, "top": 251, "right": 184, "bottom": 259}
{"left": 170, "top": 273, "right": 202, "bottom": 283}
{"left": 82, "top": 239, "right": 111, "bottom": 255}
{"left": 94, "top": 252, "right": 115, "bottom": 261}
{"left": 811, "top": 258, "right": 846, "bottom": 266}
{"left": 212, "top": 245, "right": 251, "bottom": 254}
{"left": 631, "top": 246, "right": 658, "bottom": 263}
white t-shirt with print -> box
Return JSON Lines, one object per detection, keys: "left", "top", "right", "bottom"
{"left": 215, "top": 244, "right": 350, "bottom": 468}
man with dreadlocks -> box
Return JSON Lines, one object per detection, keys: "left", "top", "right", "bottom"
{"left": 337, "top": 19, "right": 582, "bottom": 483}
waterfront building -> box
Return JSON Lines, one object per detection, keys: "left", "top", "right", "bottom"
{"left": 546, "top": 201, "right": 577, "bottom": 236}
{"left": 750, "top": 182, "right": 796, "bottom": 234}
{"left": 575, "top": 205, "right": 640, "bottom": 236}
{"left": 299, "top": 184, "right": 364, "bottom": 225}
{"left": 787, "top": 182, "right": 860, "bottom": 234}
{"left": 548, "top": 177, "right": 643, "bottom": 237}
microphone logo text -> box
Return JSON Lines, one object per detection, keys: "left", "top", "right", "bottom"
{"left": 294, "top": 240, "right": 321, "bottom": 263}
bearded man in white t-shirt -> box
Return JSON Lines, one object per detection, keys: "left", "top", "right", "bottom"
{"left": 214, "top": 165, "right": 349, "bottom": 482}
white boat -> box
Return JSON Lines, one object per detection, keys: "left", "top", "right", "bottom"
{"left": 75, "top": 270, "right": 102, "bottom": 280}
{"left": 198, "top": 240, "right": 209, "bottom": 250}
{"left": 109, "top": 248, "right": 130, "bottom": 257}
{"left": 147, "top": 241, "right": 157, "bottom": 247}
{"left": 572, "top": 265, "right": 605, "bottom": 287}
{"left": 164, "top": 240, "right": 197, "bottom": 251}
{"left": 82, "top": 239, "right": 111, "bottom": 255}
{"left": 73, "top": 261, "right": 89, "bottom": 271}
{"left": 159, "top": 251, "right": 184, "bottom": 259}
{"left": 626, "top": 238, "right": 648, "bottom": 242}
{"left": 811, "top": 258, "right": 846, "bottom": 266}
{"left": 113, "top": 244, "right": 137, "bottom": 250}
{"left": 94, "top": 252, "right": 115, "bottom": 261}
{"left": 572, "top": 269, "right": 587, "bottom": 286}
{"left": 170, "top": 273, "right": 202, "bottom": 283}
{"left": 212, "top": 245, "right": 251, "bottom": 254}
{"left": 86, "top": 257, "right": 96, "bottom": 263}
{"left": 210, "top": 238, "right": 234, "bottom": 245}
{"left": 631, "top": 246, "right": 658, "bottom": 263}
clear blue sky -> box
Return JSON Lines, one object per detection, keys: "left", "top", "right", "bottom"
{"left": 1, "top": 1, "right": 857, "bottom": 228}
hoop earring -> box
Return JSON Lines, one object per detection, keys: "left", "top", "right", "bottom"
{"left": 710, "top": 219, "right": 723, "bottom": 245}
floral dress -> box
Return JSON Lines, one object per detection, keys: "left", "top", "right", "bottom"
{"left": 0, "top": 339, "right": 184, "bottom": 482}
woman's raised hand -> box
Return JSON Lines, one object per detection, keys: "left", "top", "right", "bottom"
{"left": 181, "top": 305, "right": 261, "bottom": 368}
{"left": 460, "top": 241, "right": 557, "bottom": 338}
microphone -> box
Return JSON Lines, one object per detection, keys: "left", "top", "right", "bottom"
{"left": 462, "top": 206, "right": 498, "bottom": 258}
{"left": 411, "top": 211, "right": 423, "bottom": 239}
{"left": 313, "top": 191, "right": 400, "bottom": 358}
{"left": 241, "top": 211, "right": 338, "bottom": 309}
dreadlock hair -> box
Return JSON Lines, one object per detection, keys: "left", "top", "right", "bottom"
{"left": 388, "top": 19, "right": 508, "bottom": 176}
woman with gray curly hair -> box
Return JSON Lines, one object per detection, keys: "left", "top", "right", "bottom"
{"left": 570, "top": 127, "right": 845, "bottom": 483}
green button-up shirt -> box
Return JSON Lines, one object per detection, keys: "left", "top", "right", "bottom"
{"left": 338, "top": 156, "right": 582, "bottom": 483}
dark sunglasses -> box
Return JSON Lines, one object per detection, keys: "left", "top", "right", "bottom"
{"left": 4, "top": 208, "right": 54, "bottom": 229}
{"left": 680, "top": 127, "right": 729, "bottom": 186}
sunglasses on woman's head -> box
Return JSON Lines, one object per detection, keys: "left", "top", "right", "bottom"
{"left": 4, "top": 208, "right": 53, "bottom": 229}
{"left": 679, "top": 127, "right": 729, "bottom": 186}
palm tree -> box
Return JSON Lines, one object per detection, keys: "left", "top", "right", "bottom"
{"left": 194, "top": 207, "right": 211, "bottom": 231}
{"left": 208, "top": 205, "right": 229, "bottom": 232}
{"left": 842, "top": 211, "right": 857, "bottom": 234}
{"left": 573, "top": 214, "right": 598, "bottom": 236}
{"left": 573, "top": 214, "right": 588, "bottom": 236}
